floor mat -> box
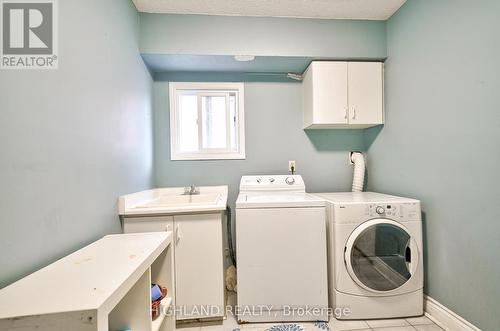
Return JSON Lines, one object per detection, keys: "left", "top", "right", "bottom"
{"left": 233, "top": 321, "right": 329, "bottom": 331}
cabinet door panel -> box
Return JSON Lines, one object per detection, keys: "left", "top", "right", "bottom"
{"left": 122, "top": 216, "right": 173, "bottom": 233}
{"left": 312, "top": 62, "right": 348, "bottom": 124}
{"left": 174, "top": 214, "right": 224, "bottom": 320}
{"left": 348, "top": 62, "right": 384, "bottom": 125}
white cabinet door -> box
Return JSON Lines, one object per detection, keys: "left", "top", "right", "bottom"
{"left": 122, "top": 216, "right": 173, "bottom": 234}
{"left": 348, "top": 62, "right": 384, "bottom": 126}
{"left": 174, "top": 214, "right": 224, "bottom": 320}
{"left": 308, "top": 61, "right": 348, "bottom": 126}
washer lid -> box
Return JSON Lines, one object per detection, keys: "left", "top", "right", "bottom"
{"left": 236, "top": 192, "right": 325, "bottom": 208}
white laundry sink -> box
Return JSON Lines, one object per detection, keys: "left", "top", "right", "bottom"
{"left": 118, "top": 186, "right": 228, "bottom": 216}
{"left": 136, "top": 193, "right": 221, "bottom": 208}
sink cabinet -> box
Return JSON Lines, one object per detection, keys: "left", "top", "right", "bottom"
{"left": 122, "top": 212, "right": 225, "bottom": 321}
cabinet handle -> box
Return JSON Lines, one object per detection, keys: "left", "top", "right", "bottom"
{"left": 352, "top": 108, "right": 356, "bottom": 120}
{"left": 175, "top": 224, "right": 181, "bottom": 244}
{"left": 344, "top": 108, "right": 348, "bottom": 120}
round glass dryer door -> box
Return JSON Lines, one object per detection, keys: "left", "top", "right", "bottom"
{"left": 344, "top": 219, "right": 418, "bottom": 292}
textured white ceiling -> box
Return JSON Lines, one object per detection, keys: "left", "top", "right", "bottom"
{"left": 132, "top": 0, "right": 406, "bottom": 20}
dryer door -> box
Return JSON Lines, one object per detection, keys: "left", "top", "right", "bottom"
{"left": 344, "top": 218, "right": 419, "bottom": 293}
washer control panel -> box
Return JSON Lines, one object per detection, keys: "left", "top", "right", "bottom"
{"left": 239, "top": 175, "right": 305, "bottom": 192}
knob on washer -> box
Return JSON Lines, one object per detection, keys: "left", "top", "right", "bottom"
{"left": 376, "top": 206, "right": 385, "bottom": 214}
{"left": 285, "top": 177, "right": 295, "bottom": 185}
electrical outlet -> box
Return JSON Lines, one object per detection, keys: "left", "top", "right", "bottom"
{"left": 289, "top": 160, "right": 296, "bottom": 172}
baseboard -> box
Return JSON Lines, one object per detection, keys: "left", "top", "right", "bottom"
{"left": 424, "top": 295, "right": 481, "bottom": 331}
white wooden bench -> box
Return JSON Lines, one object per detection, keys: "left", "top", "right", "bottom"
{"left": 0, "top": 232, "right": 174, "bottom": 331}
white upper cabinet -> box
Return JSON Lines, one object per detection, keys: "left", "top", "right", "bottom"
{"left": 303, "top": 62, "right": 348, "bottom": 127}
{"left": 303, "top": 61, "right": 384, "bottom": 129}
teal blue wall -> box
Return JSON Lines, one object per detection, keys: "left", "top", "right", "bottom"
{"left": 2, "top": 4, "right": 498, "bottom": 329}
{"left": 140, "top": 13, "right": 387, "bottom": 58}
{"left": 0, "top": 0, "right": 153, "bottom": 287}
{"left": 154, "top": 79, "right": 365, "bottom": 212}
{"left": 365, "top": 1, "right": 500, "bottom": 330}
{"left": 151, "top": 17, "right": 387, "bottom": 224}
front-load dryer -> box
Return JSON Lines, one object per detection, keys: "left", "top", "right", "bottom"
{"left": 313, "top": 192, "right": 423, "bottom": 320}
{"left": 236, "top": 175, "right": 328, "bottom": 323}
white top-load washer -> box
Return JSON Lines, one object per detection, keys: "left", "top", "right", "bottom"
{"left": 236, "top": 175, "right": 329, "bottom": 323}
{"left": 312, "top": 192, "right": 423, "bottom": 320}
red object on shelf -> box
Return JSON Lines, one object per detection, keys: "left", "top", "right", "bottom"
{"left": 152, "top": 286, "right": 168, "bottom": 319}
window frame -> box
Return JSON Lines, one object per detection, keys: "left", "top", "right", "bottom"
{"left": 169, "top": 82, "right": 246, "bottom": 160}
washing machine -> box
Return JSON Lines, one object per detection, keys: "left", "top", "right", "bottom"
{"left": 313, "top": 192, "right": 423, "bottom": 320}
{"left": 236, "top": 175, "right": 328, "bottom": 323}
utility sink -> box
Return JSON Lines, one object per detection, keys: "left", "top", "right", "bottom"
{"left": 118, "top": 186, "right": 228, "bottom": 216}
{"left": 136, "top": 193, "right": 221, "bottom": 208}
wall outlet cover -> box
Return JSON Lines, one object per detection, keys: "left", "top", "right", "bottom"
{"left": 288, "top": 160, "right": 296, "bottom": 172}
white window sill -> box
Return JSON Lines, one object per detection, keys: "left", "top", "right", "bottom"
{"left": 171, "top": 152, "right": 246, "bottom": 161}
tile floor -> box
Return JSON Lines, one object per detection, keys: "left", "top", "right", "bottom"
{"left": 175, "top": 294, "right": 443, "bottom": 331}
{"left": 177, "top": 310, "right": 443, "bottom": 331}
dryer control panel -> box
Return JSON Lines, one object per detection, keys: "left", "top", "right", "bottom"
{"left": 335, "top": 202, "right": 421, "bottom": 223}
{"left": 367, "top": 203, "right": 421, "bottom": 220}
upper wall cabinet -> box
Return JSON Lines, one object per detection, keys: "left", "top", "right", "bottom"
{"left": 302, "top": 61, "right": 384, "bottom": 129}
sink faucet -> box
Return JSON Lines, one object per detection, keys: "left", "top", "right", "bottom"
{"left": 183, "top": 185, "right": 200, "bottom": 195}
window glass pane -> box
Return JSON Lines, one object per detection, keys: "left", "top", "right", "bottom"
{"left": 178, "top": 94, "right": 198, "bottom": 152}
{"left": 350, "top": 223, "right": 411, "bottom": 291}
{"left": 201, "top": 96, "right": 227, "bottom": 149}
{"left": 229, "top": 94, "right": 237, "bottom": 151}
{"left": 171, "top": 84, "right": 244, "bottom": 160}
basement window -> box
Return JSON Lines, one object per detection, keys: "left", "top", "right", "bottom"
{"left": 169, "top": 82, "right": 245, "bottom": 160}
